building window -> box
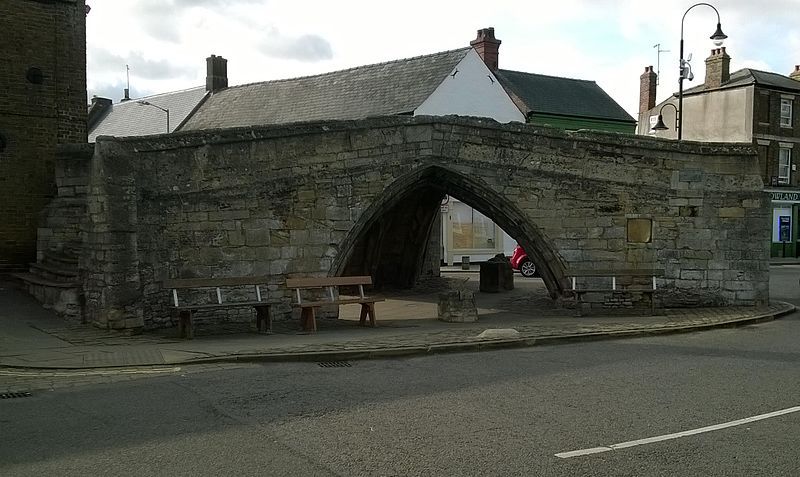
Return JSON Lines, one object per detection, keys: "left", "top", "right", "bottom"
{"left": 758, "top": 92, "right": 770, "bottom": 124}
{"left": 778, "top": 147, "right": 792, "bottom": 184}
{"left": 450, "top": 201, "right": 497, "bottom": 250}
{"left": 781, "top": 99, "right": 793, "bottom": 127}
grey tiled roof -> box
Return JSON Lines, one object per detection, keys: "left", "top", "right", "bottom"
{"left": 181, "top": 49, "right": 471, "bottom": 131}
{"left": 495, "top": 69, "right": 635, "bottom": 123}
{"left": 88, "top": 86, "right": 207, "bottom": 142}
{"left": 683, "top": 68, "right": 800, "bottom": 95}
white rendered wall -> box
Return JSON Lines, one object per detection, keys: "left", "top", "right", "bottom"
{"left": 642, "top": 86, "right": 752, "bottom": 142}
{"left": 414, "top": 50, "right": 525, "bottom": 123}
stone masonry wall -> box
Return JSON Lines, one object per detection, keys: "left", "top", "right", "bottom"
{"left": 36, "top": 143, "right": 92, "bottom": 259}
{"left": 79, "top": 116, "right": 768, "bottom": 330}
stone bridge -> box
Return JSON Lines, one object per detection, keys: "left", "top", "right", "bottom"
{"left": 44, "top": 116, "right": 768, "bottom": 331}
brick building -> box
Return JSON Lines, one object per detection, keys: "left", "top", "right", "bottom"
{"left": 0, "top": 0, "right": 88, "bottom": 270}
{"left": 638, "top": 48, "right": 800, "bottom": 257}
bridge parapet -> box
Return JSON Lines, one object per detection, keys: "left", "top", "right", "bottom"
{"left": 56, "top": 116, "right": 766, "bottom": 330}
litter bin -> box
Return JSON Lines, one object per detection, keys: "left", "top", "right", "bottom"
{"left": 479, "top": 254, "right": 514, "bottom": 292}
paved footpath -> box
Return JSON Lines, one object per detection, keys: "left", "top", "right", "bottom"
{"left": 0, "top": 275, "right": 795, "bottom": 392}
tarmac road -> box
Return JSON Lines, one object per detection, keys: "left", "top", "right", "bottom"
{"left": 1, "top": 267, "right": 799, "bottom": 476}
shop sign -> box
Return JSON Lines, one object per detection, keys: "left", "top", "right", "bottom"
{"left": 770, "top": 191, "right": 800, "bottom": 202}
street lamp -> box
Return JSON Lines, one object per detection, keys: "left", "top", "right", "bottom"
{"left": 678, "top": 2, "right": 727, "bottom": 140}
{"left": 136, "top": 100, "right": 170, "bottom": 133}
{"left": 651, "top": 103, "right": 679, "bottom": 132}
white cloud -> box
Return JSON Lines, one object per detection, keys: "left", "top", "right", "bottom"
{"left": 86, "top": 0, "right": 800, "bottom": 117}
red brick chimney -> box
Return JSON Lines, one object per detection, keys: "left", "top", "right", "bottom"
{"left": 639, "top": 66, "right": 657, "bottom": 113}
{"left": 705, "top": 47, "right": 730, "bottom": 89}
{"left": 790, "top": 65, "right": 800, "bottom": 81}
{"left": 470, "top": 27, "right": 501, "bottom": 71}
{"left": 206, "top": 54, "right": 228, "bottom": 92}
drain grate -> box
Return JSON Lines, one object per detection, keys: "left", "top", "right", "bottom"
{"left": 318, "top": 361, "right": 351, "bottom": 368}
{"left": 1, "top": 391, "right": 32, "bottom": 399}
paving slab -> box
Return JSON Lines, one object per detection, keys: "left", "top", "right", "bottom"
{"left": 0, "top": 274, "right": 795, "bottom": 371}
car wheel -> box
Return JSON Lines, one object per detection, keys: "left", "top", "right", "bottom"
{"left": 519, "top": 259, "right": 536, "bottom": 278}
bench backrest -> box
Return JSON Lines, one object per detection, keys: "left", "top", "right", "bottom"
{"left": 163, "top": 276, "right": 270, "bottom": 307}
{"left": 164, "top": 276, "right": 270, "bottom": 289}
{"left": 567, "top": 269, "right": 665, "bottom": 278}
{"left": 567, "top": 269, "right": 664, "bottom": 291}
{"left": 286, "top": 275, "right": 373, "bottom": 305}
{"left": 285, "top": 276, "right": 373, "bottom": 289}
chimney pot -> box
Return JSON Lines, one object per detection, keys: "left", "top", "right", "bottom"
{"left": 470, "top": 27, "right": 501, "bottom": 71}
{"left": 639, "top": 65, "right": 658, "bottom": 114}
{"left": 206, "top": 54, "right": 228, "bottom": 92}
{"left": 705, "top": 47, "right": 730, "bottom": 88}
{"left": 790, "top": 65, "right": 800, "bottom": 81}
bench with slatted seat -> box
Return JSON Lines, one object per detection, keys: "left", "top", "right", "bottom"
{"left": 567, "top": 269, "right": 664, "bottom": 316}
{"left": 163, "top": 276, "right": 274, "bottom": 339}
{"left": 285, "top": 276, "right": 384, "bottom": 332}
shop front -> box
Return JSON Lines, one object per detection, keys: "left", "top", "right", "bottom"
{"left": 440, "top": 197, "right": 515, "bottom": 265}
{"left": 767, "top": 189, "right": 800, "bottom": 257}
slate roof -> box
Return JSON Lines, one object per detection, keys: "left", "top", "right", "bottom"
{"left": 182, "top": 49, "right": 472, "bottom": 131}
{"left": 495, "top": 69, "right": 635, "bottom": 123}
{"left": 88, "top": 86, "right": 207, "bottom": 142}
{"left": 683, "top": 68, "right": 800, "bottom": 95}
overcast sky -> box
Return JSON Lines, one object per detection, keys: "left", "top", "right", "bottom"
{"left": 86, "top": 0, "right": 800, "bottom": 118}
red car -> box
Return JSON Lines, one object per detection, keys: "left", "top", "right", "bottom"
{"left": 510, "top": 244, "right": 537, "bottom": 277}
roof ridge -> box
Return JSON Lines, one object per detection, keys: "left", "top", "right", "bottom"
{"left": 227, "top": 47, "right": 471, "bottom": 90}
{"left": 498, "top": 68, "right": 596, "bottom": 84}
{"left": 115, "top": 85, "right": 205, "bottom": 104}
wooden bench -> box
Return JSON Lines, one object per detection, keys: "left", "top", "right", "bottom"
{"left": 285, "top": 276, "right": 384, "bottom": 332}
{"left": 567, "top": 269, "right": 664, "bottom": 315}
{"left": 163, "top": 276, "right": 274, "bottom": 339}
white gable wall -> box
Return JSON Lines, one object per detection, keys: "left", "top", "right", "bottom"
{"left": 418, "top": 49, "right": 524, "bottom": 265}
{"left": 414, "top": 49, "right": 524, "bottom": 123}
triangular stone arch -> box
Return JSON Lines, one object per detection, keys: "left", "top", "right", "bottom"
{"left": 332, "top": 164, "right": 567, "bottom": 298}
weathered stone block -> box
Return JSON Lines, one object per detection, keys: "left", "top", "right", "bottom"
{"left": 719, "top": 207, "right": 745, "bottom": 218}
{"left": 438, "top": 290, "right": 478, "bottom": 323}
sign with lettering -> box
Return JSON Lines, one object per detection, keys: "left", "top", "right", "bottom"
{"left": 770, "top": 191, "right": 800, "bottom": 202}
{"left": 780, "top": 216, "right": 792, "bottom": 242}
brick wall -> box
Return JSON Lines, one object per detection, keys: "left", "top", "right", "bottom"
{"left": 0, "top": 0, "right": 87, "bottom": 270}
{"left": 753, "top": 86, "right": 800, "bottom": 187}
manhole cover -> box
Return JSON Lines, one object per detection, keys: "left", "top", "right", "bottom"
{"left": 1, "top": 391, "right": 32, "bottom": 399}
{"left": 318, "top": 361, "right": 351, "bottom": 368}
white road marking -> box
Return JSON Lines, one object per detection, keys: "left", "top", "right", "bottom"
{"left": 555, "top": 406, "right": 800, "bottom": 459}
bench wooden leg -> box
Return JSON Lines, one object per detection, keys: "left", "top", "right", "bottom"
{"left": 177, "top": 309, "right": 193, "bottom": 339}
{"left": 575, "top": 292, "right": 586, "bottom": 317}
{"left": 300, "top": 307, "right": 317, "bottom": 332}
{"left": 255, "top": 305, "right": 272, "bottom": 334}
{"left": 359, "top": 302, "right": 377, "bottom": 327}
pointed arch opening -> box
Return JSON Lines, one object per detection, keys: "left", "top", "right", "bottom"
{"left": 331, "top": 165, "right": 567, "bottom": 299}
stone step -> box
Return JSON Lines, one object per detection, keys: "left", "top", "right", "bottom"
{"left": 29, "top": 262, "right": 78, "bottom": 281}
{"left": 14, "top": 272, "right": 79, "bottom": 288}
{"left": 42, "top": 251, "right": 79, "bottom": 268}
{"left": 13, "top": 273, "right": 83, "bottom": 322}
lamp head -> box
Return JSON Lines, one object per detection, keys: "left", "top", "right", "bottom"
{"left": 711, "top": 22, "right": 727, "bottom": 47}
{"left": 652, "top": 114, "right": 669, "bottom": 131}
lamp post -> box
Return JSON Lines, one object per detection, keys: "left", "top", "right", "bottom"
{"left": 651, "top": 103, "right": 679, "bottom": 132}
{"left": 136, "top": 100, "right": 170, "bottom": 133}
{"left": 678, "top": 2, "right": 727, "bottom": 140}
